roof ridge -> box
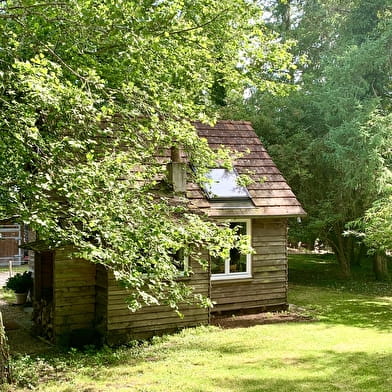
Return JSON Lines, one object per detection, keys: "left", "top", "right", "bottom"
{"left": 192, "top": 120, "right": 253, "bottom": 126}
{"left": 215, "top": 120, "right": 252, "bottom": 125}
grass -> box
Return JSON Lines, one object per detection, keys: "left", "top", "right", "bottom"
{"left": 0, "top": 264, "right": 29, "bottom": 275}
{"left": 4, "top": 254, "right": 392, "bottom": 392}
{"left": 289, "top": 253, "right": 391, "bottom": 296}
{"left": 0, "top": 288, "right": 16, "bottom": 304}
{"left": 289, "top": 253, "right": 392, "bottom": 331}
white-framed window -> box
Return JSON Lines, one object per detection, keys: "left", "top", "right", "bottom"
{"left": 211, "top": 219, "right": 252, "bottom": 280}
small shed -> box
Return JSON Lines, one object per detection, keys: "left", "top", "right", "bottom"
{"left": 32, "top": 120, "right": 305, "bottom": 346}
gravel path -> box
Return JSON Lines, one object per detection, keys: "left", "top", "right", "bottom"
{"left": 0, "top": 270, "right": 11, "bottom": 287}
{"left": 1, "top": 299, "right": 54, "bottom": 355}
{"left": 1, "top": 269, "right": 54, "bottom": 355}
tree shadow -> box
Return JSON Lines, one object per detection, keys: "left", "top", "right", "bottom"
{"left": 314, "top": 297, "right": 392, "bottom": 332}
{"left": 289, "top": 253, "right": 392, "bottom": 296}
{"left": 290, "top": 284, "right": 392, "bottom": 333}
{"left": 288, "top": 253, "right": 392, "bottom": 332}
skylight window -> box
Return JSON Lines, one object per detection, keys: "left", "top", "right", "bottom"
{"left": 203, "top": 169, "right": 250, "bottom": 200}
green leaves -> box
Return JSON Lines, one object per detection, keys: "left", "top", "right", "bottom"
{"left": 230, "top": 0, "right": 392, "bottom": 275}
{"left": 361, "top": 194, "right": 392, "bottom": 252}
{"left": 0, "top": 0, "right": 293, "bottom": 309}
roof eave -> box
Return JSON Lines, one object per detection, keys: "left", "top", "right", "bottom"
{"left": 205, "top": 206, "right": 307, "bottom": 218}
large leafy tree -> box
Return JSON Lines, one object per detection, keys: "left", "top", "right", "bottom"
{"left": 229, "top": 0, "right": 392, "bottom": 278}
{"left": 0, "top": 1, "right": 295, "bottom": 309}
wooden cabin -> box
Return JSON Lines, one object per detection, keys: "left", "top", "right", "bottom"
{"left": 32, "top": 121, "right": 305, "bottom": 346}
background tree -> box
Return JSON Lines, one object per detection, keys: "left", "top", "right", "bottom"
{"left": 361, "top": 193, "right": 392, "bottom": 255}
{"left": 228, "top": 0, "right": 392, "bottom": 278}
{"left": 0, "top": 0, "right": 295, "bottom": 309}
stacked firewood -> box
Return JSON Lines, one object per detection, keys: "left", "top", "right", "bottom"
{"left": 32, "top": 299, "right": 54, "bottom": 341}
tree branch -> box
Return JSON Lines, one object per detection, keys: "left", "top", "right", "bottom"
{"left": 158, "top": 8, "right": 229, "bottom": 36}
{"left": 0, "top": 2, "right": 68, "bottom": 11}
{"left": 13, "top": 16, "right": 87, "bottom": 83}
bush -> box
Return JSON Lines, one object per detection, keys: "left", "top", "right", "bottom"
{"left": 5, "top": 271, "right": 33, "bottom": 294}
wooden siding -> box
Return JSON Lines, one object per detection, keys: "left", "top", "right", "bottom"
{"left": 103, "top": 255, "right": 210, "bottom": 344}
{"left": 211, "top": 218, "right": 288, "bottom": 313}
{"left": 53, "top": 248, "right": 97, "bottom": 339}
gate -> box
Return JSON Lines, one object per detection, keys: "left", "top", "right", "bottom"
{"left": 0, "top": 225, "right": 22, "bottom": 266}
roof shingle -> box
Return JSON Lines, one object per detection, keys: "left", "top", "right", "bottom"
{"left": 191, "top": 120, "right": 306, "bottom": 218}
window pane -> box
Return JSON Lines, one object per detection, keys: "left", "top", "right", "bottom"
{"left": 229, "top": 222, "right": 247, "bottom": 273}
{"left": 204, "top": 169, "right": 249, "bottom": 199}
{"left": 229, "top": 248, "right": 247, "bottom": 272}
{"left": 211, "top": 256, "right": 225, "bottom": 274}
{"left": 211, "top": 221, "right": 250, "bottom": 277}
{"left": 230, "top": 221, "right": 246, "bottom": 235}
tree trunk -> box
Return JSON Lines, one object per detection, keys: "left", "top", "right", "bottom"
{"left": 346, "top": 236, "right": 355, "bottom": 266}
{"left": 336, "top": 249, "right": 351, "bottom": 279}
{"left": 351, "top": 241, "right": 367, "bottom": 267}
{"left": 328, "top": 229, "right": 351, "bottom": 278}
{"left": 0, "top": 312, "right": 12, "bottom": 385}
{"left": 373, "top": 252, "right": 389, "bottom": 281}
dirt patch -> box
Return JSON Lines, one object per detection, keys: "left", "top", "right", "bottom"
{"left": 211, "top": 306, "right": 315, "bottom": 329}
{"left": 0, "top": 299, "right": 54, "bottom": 355}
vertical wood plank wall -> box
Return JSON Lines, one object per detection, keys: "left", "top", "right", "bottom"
{"left": 0, "top": 238, "right": 18, "bottom": 259}
{"left": 53, "top": 248, "right": 97, "bottom": 339}
{"left": 95, "top": 264, "right": 108, "bottom": 337}
{"left": 103, "top": 256, "right": 210, "bottom": 344}
{"left": 211, "top": 218, "right": 288, "bottom": 313}
{"left": 34, "top": 251, "right": 54, "bottom": 301}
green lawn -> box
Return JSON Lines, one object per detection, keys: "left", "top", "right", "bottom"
{"left": 0, "top": 264, "right": 29, "bottom": 275}
{"left": 6, "top": 254, "right": 392, "bottom": 392}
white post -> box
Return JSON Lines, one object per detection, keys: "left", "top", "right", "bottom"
{"left": 16, "top": 224, "right": 22, "bottom": 265}
{"left": 8, "top": 260, "right": 12, "bottom": 278}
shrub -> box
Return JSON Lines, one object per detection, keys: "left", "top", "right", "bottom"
{"left": 5, "top": 271, "right": 33, "bottom": 294}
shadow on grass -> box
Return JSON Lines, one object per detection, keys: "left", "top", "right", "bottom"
{"left": 289, "top": 253, "right": 392, "bottom": 296}
{"left": 288, "top": 253, "right": 392, "bottom": 332}
{"left": 302, "top": 291, "right": 392, "bottom": 332}
{"left": 205, "top": 350, "right": 392, "bottom": 392}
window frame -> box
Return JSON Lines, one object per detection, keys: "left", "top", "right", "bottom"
{"left": 211, "top": 219, "right": 252, "bottom": 281}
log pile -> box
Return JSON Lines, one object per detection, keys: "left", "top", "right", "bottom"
{"left": 32, "top": 299, "right": 54, "bottom": 342}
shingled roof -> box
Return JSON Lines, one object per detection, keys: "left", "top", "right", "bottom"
{"left": 188, "top": 120, "right": 306, "bottom": 218}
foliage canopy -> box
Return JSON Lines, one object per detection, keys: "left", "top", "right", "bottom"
{"left": 229, "top": 0, "right": 392, "bottom": 277}
{"left": 0, "top": 0, "right": 295, "bottom": 309}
